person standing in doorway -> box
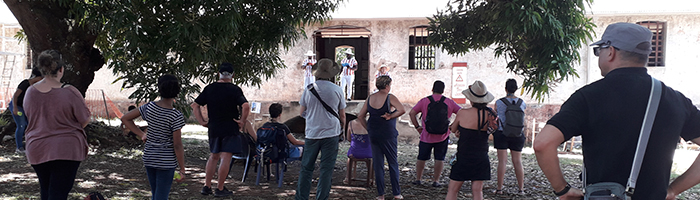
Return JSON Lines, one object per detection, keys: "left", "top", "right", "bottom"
{"left": 340, "top": 49, "right": 358, "bottom": 101}
{"left": 296, "top": 58, "right": 346, "bottom": 200}
{"left": 302, "top": 50, "right": 316, "bottom": 87}
{"left": 493, "top": 79, "right": 527, "bottom": 195}
{"left": 191, "top": 63, "right": 251, "bottom": 197}
{"left": 409, "top": 80, "right": 461, "bottom": 187}
{"left": 8, "top": 67, "right": 42, "bottom": 154}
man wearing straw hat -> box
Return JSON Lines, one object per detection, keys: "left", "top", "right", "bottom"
{"left": 340, "top": 49, "right": 358, "bottom": 101}
{"left": 302, "top": 50, "right": 317, "bottom": 87}
{"left": 296, "top": 58, "right": 347, "bottom": 200}
{"left": 534, "top": 22, "right": 700, "bottom": 199}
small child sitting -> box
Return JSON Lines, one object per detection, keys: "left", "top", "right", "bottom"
{"left": 344, "top": 119, "right": 372, "bottom": 184}
{"left": 262, "top": 103, "right": 304, "bottom": 158}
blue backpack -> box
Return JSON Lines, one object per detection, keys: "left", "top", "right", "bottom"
{"left": 256, "top": 122, "right": 289, "bottom": 163}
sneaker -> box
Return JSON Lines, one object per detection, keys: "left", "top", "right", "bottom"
{"left": 15, "top": 148, "right": 25, "bottom": 154}
{"left": 214, "top": 187, "right": 233, "bottom": 197}
{"left": 431, "top": 181, "right": 442, "bottom": 187}
{"left": 411, "top": 180, "right": 422, "bottom": 185}
{"left": 200, "top": 186, "right": 212, "bottom": 195}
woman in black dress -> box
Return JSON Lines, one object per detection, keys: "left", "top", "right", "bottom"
{"left": 446, "top": 80, "right": 497, "bottom": 200}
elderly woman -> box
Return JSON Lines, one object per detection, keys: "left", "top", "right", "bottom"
{"left": 445, "top": 80, "right": 498, "bottom": 200}
{"left": 24, "top": 50, "right": 91, "bottom": 200}
{"left": 357, "top": 76, "right": 406, "bottom": 200}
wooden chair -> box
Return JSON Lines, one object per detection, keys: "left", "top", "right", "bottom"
{"left": 346, "top": 157, "right": 374, "bottom": 187}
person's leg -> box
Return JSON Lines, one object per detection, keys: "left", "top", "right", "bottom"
{"left": 47, "top": 160, "right": 81, "bottom": 200}
{"left": 370, "top": 140, "right": 386, "bottom": 198}
{"left": 146, "top": 167, "right": 158, "bottom": 200}
{"left": 496, "top": 149, "right": 508, "bottom": 192}
{"left": 345, "top": 157, "right": 352, "bottom": 184}
{"left": 31, "top": 162, "right": 51, "bottom": 200}
{"left": 385, "top": 137, "right": 401, "bottom": 197}
{"left": 511, "top": 151, "right": 525, "bottom": 191}
{"left": 445, "top": 180, "right": 464, "bottom": 200}
{"left": 340, "top": 76, "right": 348, "bottom": 99}
{"left": 432, "top": 139, "right": 449, "bottom": 184}
{"left": 216, "top": 152, "right": 233, "bottom": 190}
{"left": 9, "top": 104, "right": 27, "bottom": 150}
{"left": 296, "top": 138, "right": 320, "bottom": 200}
{"left": 471, "top": 180, "right": 484, "bottom": 200}
{"left": 205, "top": 153, "right": 221, "bottom": 188}
{"left": 316, "top": 136, "right": 339, "bottom": 200}
{"left": 415, "top": 141, "right": 431, "bottom": 184}
{"left": 346, "top": 75, "right": 355, "bottom": 99}
{"left": 153, "top": 168, "right": 175, "bottom": 200}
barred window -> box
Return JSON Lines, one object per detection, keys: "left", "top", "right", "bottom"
{"left": 637, "top": 21, "right": 666, "bottom": 67}
{"left": 409, "top": 26, "right": 435, "bottom": 70}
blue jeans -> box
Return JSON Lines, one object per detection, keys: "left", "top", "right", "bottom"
{"left": 8, "top": 101, "right": 27, "bottom": 150}
{"left": 371, "top": 136, "right": 401, "bottom": 196}
{"left": 295, "top": 136, "right": 339, "bottom": 200}
{"left": 145, "top": 167, "right": 175, "bottom": 200}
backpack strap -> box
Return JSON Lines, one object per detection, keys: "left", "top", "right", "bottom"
{"left": 438, "top": 96, "right": 446, "bottom": 103}
{"left": 500, "top": 97, "right": 511, "bottom": 106}
{"left": 428, "top": 95, "right": 435, "bottom": 103}
{"left": 515, "top": 98, "right": 523, "bottom": 106}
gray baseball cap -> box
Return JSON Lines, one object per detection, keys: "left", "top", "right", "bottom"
{"left": 590, "top": 22, "right": 653, "bottom": 55}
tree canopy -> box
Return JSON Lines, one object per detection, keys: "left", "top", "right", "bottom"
{"left": 428, "top": 0, "right": 595, "bottom": 100}
{"left": 5, "top": 0, "right": 341, "bottom": 114}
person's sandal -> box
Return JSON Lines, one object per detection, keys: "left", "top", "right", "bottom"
{"left": 495, "top": 189, "right": 503, "bottom": 195}
{"left": 411, "top": 180, "right": 422, "bottom": 185}
{"left": 343, "top": 178, "right": 350, "bottom": 185}
{"left": 393, "top": 195, "right": 404, "bottom": 199}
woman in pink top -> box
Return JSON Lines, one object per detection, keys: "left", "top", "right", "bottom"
{"left": 23, "top": 50, "right": 91, "bottom": 200}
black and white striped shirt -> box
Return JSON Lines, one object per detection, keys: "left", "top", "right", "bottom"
{"left": 139, "top": 102, "right": 185, "bottom": 169}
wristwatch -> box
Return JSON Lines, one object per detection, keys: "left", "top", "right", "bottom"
{"left": 554, "top": 183, "right": 572, "bottom": 197}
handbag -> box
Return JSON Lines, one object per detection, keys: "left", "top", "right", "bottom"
{"left": 307, "top": 83, "right": 345, "bottom": 141}
{"left": 583, "top": 78, "right": 662, "bottom": 200}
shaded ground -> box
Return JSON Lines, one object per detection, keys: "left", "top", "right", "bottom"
{"left": 1, "top": 123, "right": 699, "bottom": 199}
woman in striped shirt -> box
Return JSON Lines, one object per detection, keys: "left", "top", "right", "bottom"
{"left": 122, "top": 74, "right": 186, "bottom": 200}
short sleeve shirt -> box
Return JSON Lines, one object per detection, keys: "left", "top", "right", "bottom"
{"left": 547, "top": 67, "right": 700, "bottom": 199}
{"left": 412, "top": 94, "right": 461, "bottom": 143}
{"left": 300, "top": 80, "right": 346, "bottom": 139}
{"left": 495, "top": 97, "right": 527, "bottom": 130}
{"left": 139, "top": 102, "right": 185, "bottom": 169}
{"left": 194, "top": 82, "right": 248, "bottom": 138}
{"left": 16, "top": 79, "right": 30, "bottom": 107}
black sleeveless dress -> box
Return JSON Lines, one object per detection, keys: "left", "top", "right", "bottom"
{"left": 449, "top": 126, "right": 491, "bottom": 181}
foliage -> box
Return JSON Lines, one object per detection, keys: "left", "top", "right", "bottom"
{"left": 428, "top": 0, "right": 596, "bottom": 100}
{"left": 49, "top": 0, "right": 341, "bottom": 115}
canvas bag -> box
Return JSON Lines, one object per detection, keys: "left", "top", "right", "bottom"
{"left": 424, "top": 96, "right": 450, "bottom": 135}
{"left": 499, "top": 98, "right": 525, "bottom": 137}
{"left": 583, "top": 78, "right": 661, "bottom": 200}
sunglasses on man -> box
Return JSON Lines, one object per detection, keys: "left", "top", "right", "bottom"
{"left": 593, "top": 43, "right": 619, "bottom": 56}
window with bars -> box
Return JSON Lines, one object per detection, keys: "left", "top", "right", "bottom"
{"left": 637, "top": 21, "right": 666, "bottom": 67}
{"left": 409, "top": 26, "right": 435, "bottom": 70}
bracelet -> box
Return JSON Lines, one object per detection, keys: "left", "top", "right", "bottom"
{"left": 554, "top": 183, "right": 571, "bottom": 197}
{"left": 415, "top": 126, "right": 421, "bottom": 129}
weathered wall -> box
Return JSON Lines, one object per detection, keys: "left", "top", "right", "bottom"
{"left": 0, "top": 23, "right": 28, "bottom": 108}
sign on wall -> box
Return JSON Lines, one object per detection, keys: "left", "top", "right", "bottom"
{"left": 452, "top": 62, "right": 468, "bottom": 104}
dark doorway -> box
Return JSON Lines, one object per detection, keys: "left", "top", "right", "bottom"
{"left": 314, "top": 27, "right": 370, "bottom": 100}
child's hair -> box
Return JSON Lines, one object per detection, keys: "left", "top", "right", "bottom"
{"left": 30, "top": 67, "right": 42, "bottom": 78}
{"left": 128, "top": 105, "right": 136, "bottom": 111}
{"left": 505, "top": 79, "right": 518, "bottom": 93}
{"left": 157, "top": 74, "right": 180, "bottom": 98}
{"left": 269, "top": 103, "right": 283, "bottom": 118}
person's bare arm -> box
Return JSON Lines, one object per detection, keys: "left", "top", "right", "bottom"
{"left": 236, "top": 102, "right": 251, "bottom": 129}
{"left": 533, "top": 124, "right": 584, "bottom": 199}
{"left": 409, "top": 109, "right": 423, "bottom": 134}
{"left": 338, "top": 108, "right": 346, "bottom": 131}
{"left": 11, "top": 89, "right": 22, "bottom": 115}
{"left": 120, "top": 109, "right": 147, "bottom": 142}
{"left": 190, "top": 102, "right": 208, "bottom": 127}
{"left": 382, "top": 94, "right": 405, "bottom": 120}
{"left": 346, "top": 120, "right": 353, "bottom": 143}
{"left": 245, "top": 120, "right": 257, "bottom": 142}
{"left": 357, "top": 102, "right": 369, "bottom": 130}
{"left": 287, "top": 134, "right": 305, "bottom": 146}
{"left": 450, "top": 110, "right": 461, "bottom": 138}
{"left": 172, "top": 129, "right": 186, "bottom": 182}
{"left": 667, "top": 136, "right": 700, "bottom": 199}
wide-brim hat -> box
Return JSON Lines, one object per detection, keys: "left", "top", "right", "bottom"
{"left": 378, "top": 64, "right": 387, "bottom": 70}
{"left": 462, "top": 80, "right": 494, "bottom": 104}
{"left": 313, "top": 58, "right": 341, "bottom": 79}
{"left": 304, "top": 50, "right": 316, "bottom": 56}
{"left": 344, "top": 49, "right": 354, "bottom": 55}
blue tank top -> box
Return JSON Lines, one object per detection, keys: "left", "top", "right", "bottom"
{"left": 366, "top": 94, "right": 398, "bottom": 140}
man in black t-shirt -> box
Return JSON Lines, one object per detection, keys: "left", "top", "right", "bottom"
{"left": 534, "top": 23, "right": 700, "bottom": 199}
{"left": 191, "top": 63, "right": 250, "bottom": 197}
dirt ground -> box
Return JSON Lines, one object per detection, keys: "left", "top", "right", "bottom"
{"left": 1, "top": 123, "right": 698, "bottom": 200}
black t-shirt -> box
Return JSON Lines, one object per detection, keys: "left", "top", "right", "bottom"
{"left": 547, "top": 67, "right": 700, "bottom": 199}
{"left": 16, "top": 79, "right": 30, "bottom": 108}
{"left": 194, "top": 82, "right": 248, "bottom": 138}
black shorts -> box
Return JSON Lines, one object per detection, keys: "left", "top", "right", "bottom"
{"left": 417, "top": 139, "right": 449, "bottom": 161}
{"left": 493, "top": 130, "right": 525, "bottom": 151}
{"left": 209, "top": 135, "right": 242, "bottom": 154}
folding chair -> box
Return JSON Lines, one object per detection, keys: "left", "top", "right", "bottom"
{"left": 229, "top": 133, "right": 256, "bottom": 182}
{"left": 255, "top": 144, "right": 303, "bottom": 187}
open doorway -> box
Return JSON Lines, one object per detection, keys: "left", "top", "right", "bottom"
{"left": 314, "top": 25, "right": 370, "bottom": 100}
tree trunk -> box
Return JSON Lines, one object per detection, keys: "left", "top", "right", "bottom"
{"left": 4, "top": 0, "right": 104, "bottom": 97}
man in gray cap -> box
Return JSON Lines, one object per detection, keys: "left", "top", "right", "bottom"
{"left": 534, "top": 22, "right": 700, "bottom": 199}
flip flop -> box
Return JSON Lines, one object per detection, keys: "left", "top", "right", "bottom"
{"left": 394, "top": 195, "right": 404, "bottom": 199}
